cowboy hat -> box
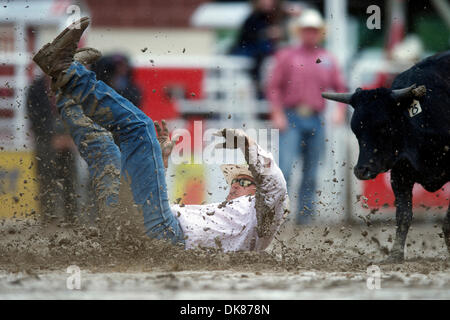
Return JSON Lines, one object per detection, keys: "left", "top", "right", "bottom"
{"left": 220, "top": 164, "right": 254, "bottom": 185}
{"left": 295, "top": 8, "right": 324, "bottom": 29}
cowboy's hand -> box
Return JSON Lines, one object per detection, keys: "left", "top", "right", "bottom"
{"left": 51, "top": 134, "right": 76, "bottom": 151}
{"left": 155, "top": 120, "right": 180, "bottom": 168}
{"left": 213, "top": 128, "right": 255, "bottom": 152}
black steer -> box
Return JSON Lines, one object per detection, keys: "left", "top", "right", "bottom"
{"left": 322, "top": 51, "right": 450, "bottom": 262}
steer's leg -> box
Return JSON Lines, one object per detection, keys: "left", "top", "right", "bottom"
{"left": 443, "top": 202, "right": 450, "bottom": 254}
{"left": 386, "top": 167, "right": 415, "bottom": 263}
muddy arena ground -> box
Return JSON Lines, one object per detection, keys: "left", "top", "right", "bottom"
{"left": 0, "top": 210, "right": 449, "bottom": 300}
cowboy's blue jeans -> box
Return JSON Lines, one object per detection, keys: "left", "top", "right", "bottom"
{"left": 56, "top": 62, "right": 185, "bottom": 245}
{"left": 279, "top": 109, "right": 324, "bottom": 224}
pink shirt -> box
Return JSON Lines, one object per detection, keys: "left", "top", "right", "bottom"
{"left": 266, "top": 45, "right": 347, "bottom": 112}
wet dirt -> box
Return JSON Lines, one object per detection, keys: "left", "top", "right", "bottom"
{"left": 0, "top": 185, "right": 449, "bottom": 298}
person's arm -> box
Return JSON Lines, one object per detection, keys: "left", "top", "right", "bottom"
{"left": 214, "top": 129, "right": 289, "bottom": 239}
{"left": 266, "top": 51, "right": 288, "bottom": 131}
{"left": 246, "top": 137, "right": 289, "bottom": 239}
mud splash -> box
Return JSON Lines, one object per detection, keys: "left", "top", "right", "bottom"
{"left": 1, "top": 179, "right": 449, "bottom": 274}
{"left": 0, "top": 181, "right": 280, "bottom": 274}
{"left": 1, "top": 215, "right": 449, "bottom": 275}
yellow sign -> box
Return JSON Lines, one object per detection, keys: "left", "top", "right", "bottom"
{"left": 0, "top": 152, "right": 39, "bottom": 218}
{"left": 173, "top": 163, "right": 205, "bottom": 205}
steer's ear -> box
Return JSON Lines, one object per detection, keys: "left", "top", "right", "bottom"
{"left": 321, "top": 92, "right": 353, "bottom": 105}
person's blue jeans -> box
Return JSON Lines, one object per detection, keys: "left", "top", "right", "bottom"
{"left": 55, "top": 62, "right": 185, "bottom": 245}
{"left": 279, "top": 109, "right": 324, "bottom": 225}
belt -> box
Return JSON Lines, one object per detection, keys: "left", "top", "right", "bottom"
{"left": 290, "top": 104, "right": 319, "bottom": 118}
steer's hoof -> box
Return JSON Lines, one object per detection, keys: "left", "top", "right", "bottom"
{"left": 380, "top": 252, "right": 404, "bottom": 264}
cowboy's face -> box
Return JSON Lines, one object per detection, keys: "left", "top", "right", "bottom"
{"left": 226, "top": 174, "right": 256, "bottom": 201}
{"left": 299, "top": 27, "right": 322, "bottom": 47}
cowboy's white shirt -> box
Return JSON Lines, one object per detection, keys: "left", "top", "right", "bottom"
{"left": 171, "top": 143, "right": 289, "bottom": 252}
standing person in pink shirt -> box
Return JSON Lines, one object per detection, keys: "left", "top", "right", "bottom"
{"left": 266, "top": 9, "right": 347, "bottom": 224}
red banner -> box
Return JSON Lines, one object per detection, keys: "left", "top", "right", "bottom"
{"left": 363, "top": 172, "right": 449, "bottom": 209}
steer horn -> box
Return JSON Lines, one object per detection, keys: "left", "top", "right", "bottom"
{"left": 321, "top": 92, "right": 353, "bottom": 104}
{"left": 391, "top": 84, "right": 427, "bottom": 101}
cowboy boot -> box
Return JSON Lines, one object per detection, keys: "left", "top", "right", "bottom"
{"left": 74, "top": 47, "right": 102, "bottom": 65}
{"left": 33, "top": 17, "right": 90, "bottom": 83}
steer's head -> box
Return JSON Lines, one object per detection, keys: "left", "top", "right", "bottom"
{"left": 322, "top": 84, "right": 426, "bottom": 180}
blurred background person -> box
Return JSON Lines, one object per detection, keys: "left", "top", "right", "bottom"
{"left": 229, "top": 0, "right": 301, "bottom": 99}
{"left": 26, "top": 75, "right": 78, "bottom": 223}
{"left": 92, "top": 53, "right": 142, "bottom": 108}
{"left": 364, "top": 35, "right": 424, "bottom": 89}
{"left": 266, "top": 8, "right": 347, "bottom": 225}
